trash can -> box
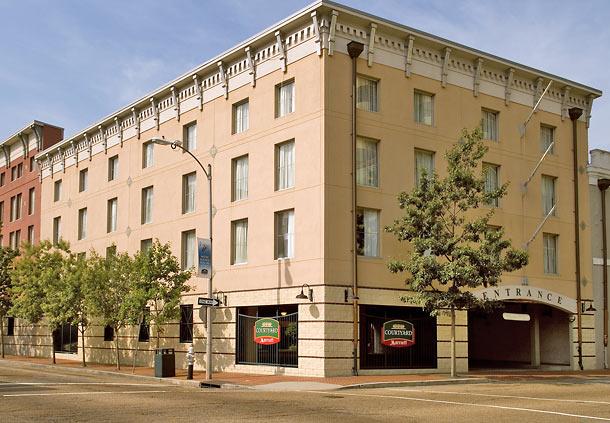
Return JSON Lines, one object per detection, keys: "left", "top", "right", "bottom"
{"left": 154, "top": 348, "right": 175, "bottom": 377}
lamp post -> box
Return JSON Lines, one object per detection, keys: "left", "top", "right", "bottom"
{"left": 150, "top": 137, "right": 214, "bottom": 381}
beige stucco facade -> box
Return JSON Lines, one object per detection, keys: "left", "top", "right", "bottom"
{"left": 5, "top": 1, "right": 601, "bottom": 376}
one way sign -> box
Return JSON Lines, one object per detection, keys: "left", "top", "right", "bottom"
{"left": 198, "top": 297, "right": 220, "bottom": 307}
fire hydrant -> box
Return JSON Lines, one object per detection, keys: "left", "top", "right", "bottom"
{"left": 186, "top": 344, "right": 194, "bottom": 380}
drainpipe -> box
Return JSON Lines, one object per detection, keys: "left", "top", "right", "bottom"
{"left": 569, "top": 107, "right": 584, "bottom": 370}
{"left": 347, "top": 40, "right": 364, "bottom": 376}
{"left": 598, "top": 178, "right": 610, "bottom": 369}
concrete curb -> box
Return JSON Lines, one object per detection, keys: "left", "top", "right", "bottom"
{"left": 0, "top": 358, "right": 202, "bottom": 389}
{"left": 338, "top": 377, "right": 491, "bottom": 390}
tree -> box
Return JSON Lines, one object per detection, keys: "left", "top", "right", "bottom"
{"left": 134, "top": 240, "right": 192, "bottom": 349}
{"left": 10, "top": 240, "right": 71, "bottom": 364}
{"left": 386, "top": 128, "right": 528, "bottom": 377}
{"left": 86, "top": 250, "right": 143, "bottom": 370}
{"left": 0, "top": 246, "right": 18, "bottom": 359}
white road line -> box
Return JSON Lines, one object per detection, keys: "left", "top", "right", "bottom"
{"left": 386, "top": 387, "right": 610, "bottom": 405}
{"left": 306, "top": 391, "right": 610, "bottom": 422}
{"left": 0, "top": 382, "right": 168, "bottom": 387}
{"left": 3, "top": 390, "right": 168, "bottom": 397}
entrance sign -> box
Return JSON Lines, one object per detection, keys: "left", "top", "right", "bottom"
{"left": 474, "top": 285, "right": 577, "bottom": 314}
{"left": 253, "top": 318, "right": 281, "bottom": 345}
{"left": 198, "top": 297, "right": 220, "bottom": 307}
{"left": 382, "top": 320, "right": 415, "bottom": 348}
{"left": 197, "top": 238, "right": 211, "bottom": 278}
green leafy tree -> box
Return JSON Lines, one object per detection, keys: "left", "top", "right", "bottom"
{"left": 0, "top": 246, "right": 18, "bottom": 358}
{"left": 134, "top": 240, "right": 192, "bottom": 348}
{"left": 10, "top": 240, "right": 71, "bottom": 364}
{"left": 86, "top": 250, "right": 143, "bottom": 370}
{"left": 386, "top": 128, "right": 528, "bottom": 377}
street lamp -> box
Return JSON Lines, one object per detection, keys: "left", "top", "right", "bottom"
{"left": 150, "top": 136, "right": 214, "bottom": 381}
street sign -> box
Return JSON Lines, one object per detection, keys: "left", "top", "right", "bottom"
{"left": 198, "top": 297, "right": 220, "bottom": 307}
{"left": 197, "top": 238, "right": 211, "bottom": 278}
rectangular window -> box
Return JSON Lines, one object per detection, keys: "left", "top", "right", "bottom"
{"left": 179, "top": 304, "right": 193, "bottom": 343}
{"left": 275, "top": 209, "right": 294, "bottom": 259}
{"left": 10, "top": 166, "right": 16, "bottom": 181}
{"left": 7, "top": 316, "right": 14, "bottom": 336}
{"left": 106, "top": 245, "right": 117, "bottom": 258}
{"left": 53, "top": 216, "right": 61, "bottom": 244}
{"left": 78, "top": 208, "right": 87, "bottom": 240}
{"left": 30, "top": 156, "right": 35, "bottom": 172}
{"left": 28, "top": 187, "right": 35, "bottom": 215}
{"left": 356, "top": 137, "right": 379, "bottom": 187}
{"left": 415, "top": 149, "right": 435, "bottom": 188}
{"left": 275, "top": 140, "right": 295, "bottom": 190}
{"left": 182, "top": 172, "right": 196, "bottom": 214}
{"left": 356, "top": 76, "right": 378, "bottom": 112}
{"left": 543, "top": 233, "right": 558, "bottom": 274}
{"left": 356, "top": 208, "right": 379, "bottom": 257}
{"left": 54, "top": 179, "right": 62, "bottom": 202}
{"left": 142, "top": 142, "right": 154, "bottom": 168}
{"left": 103, "top": 325, "right": 114, "bottom": 342}
{"left": 540, "top": 125, "right": 555, "bottom": 154}
{"left": 414, "top": 91, "right": 434, "bottom": 125}
{"left": 0, "top": 201, "right": 3, "bottom": 224}
{"left": 9, "top": 231, "right": 20, "bottom": 249}
{"left": 10, "top": 194, "right": 22, "bottom": 222}
{"left": 107, "top": 198, "right": 118, "bottom": 233}
{"left": 232, "top": 99, "right": 249, "bottom": 134}
{"left": 183, "top": 122, "right": 197, "bottom": 152}
{"left": 0, "top": 172, "right": 5, "bottom": 186}
{"left": 27, "top": 225, "right": 34, "bottom": 244}
{"left": 181, "top": 229, "right": 196, "bottom": 270}
{"left": 17, "top": 163, "right": 22, "bottom": 178}
{"left": 79, "top": 168, "right": 88, "bottom": 192}
{"left": 231, "top": 219, "right": 248, "bottom": 265}
{"left": 232, "top": 155, "right": 248, "bottom": 201}
{"left": 483, "top": 163, "right": 500, "bottom": 207}
{"left": 482, "top": 109, "right": 499, "bottom": 141}
{"left": 541, "top": 175, "right": 556, "bottom": 216}
{"left": 276, "top": 79, "right": 295, "bottom": 117}
{"left": 138, "top": 308, "right": 150, "bottom": 342}
{"left": 141, "top": 186, "right": 153, "bottom": 224}
{"left": 108, "top": 155, "right": 119, "bottom": 181}
{"left": 140, "top": 238, "right": 153, "bottom": 252}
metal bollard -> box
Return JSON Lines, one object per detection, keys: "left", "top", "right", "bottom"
{"left": 186, "top": 344, "right": 194, "bottom": 380}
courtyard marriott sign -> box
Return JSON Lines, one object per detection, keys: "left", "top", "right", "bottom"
{"left": 474, "top": 285, "right": 577, "bottom": 314}
{"left": 253, "top": 318, "right": 281, "bottom": 345}
{"left": 382, "top": 320, "right": 415, "bottom": 348}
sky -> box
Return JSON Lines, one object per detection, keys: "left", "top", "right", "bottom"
{"left": 1, "top": 0, "right": 609, "bottom": 152}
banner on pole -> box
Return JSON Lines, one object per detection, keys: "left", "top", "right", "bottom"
{"left": 197, "top": 238, "right": 211, "bottom": 278}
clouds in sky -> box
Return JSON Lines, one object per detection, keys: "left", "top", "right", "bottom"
{"left": 0, "top": 0, "right": 608, "bottom": 150}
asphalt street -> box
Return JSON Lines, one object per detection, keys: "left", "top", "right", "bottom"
{"left": 2, "top": 365, "right": 610, "bottom": 422}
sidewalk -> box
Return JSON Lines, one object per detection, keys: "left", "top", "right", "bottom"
{"left": 2, "top": 355, "right": 609, "bottom": 391}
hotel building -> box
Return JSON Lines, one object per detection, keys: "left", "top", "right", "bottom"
{"left": 10, "top": 1, "right": 603, "bottom": 375}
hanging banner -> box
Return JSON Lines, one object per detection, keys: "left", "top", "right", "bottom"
{"left": 382, "top": 320, "right": 415, "bottom": 348}
{"left": 197, "top": 238, "right": 211, "bottom": 278}
{"left": 253, "top": 318, "right": 281, "bottom": 345}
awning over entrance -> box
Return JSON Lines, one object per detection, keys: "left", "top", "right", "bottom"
{"left": 473, "top": 285, "right": 577, "bottom": 314}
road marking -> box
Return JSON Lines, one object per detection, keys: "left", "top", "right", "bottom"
{"left": 387, "top": 387, "right": 610, "bottom": 405}
{"left": 306, "top": 391, "right": 610, "bottom": 421}
{"left": 3, "top": 390, "right": 168, "bottom": 397}
{"left": 0, "top": 382, "right": 169, "bottom": 387}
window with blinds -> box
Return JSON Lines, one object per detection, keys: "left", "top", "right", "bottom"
{"left": 276, "top": 79, "right": 295, "bottom": 117}
{"left": 107, "top": 198, "right": 117, "bottom": 233}
{"left": 540, "top": 125, "right": 555, "bottom": 153}
{"left": 78, "top": 208, "right": 87, "bottom": 240}
{"left": 232, "top": 99, "right": 249, "bottom": 134}
{"left": 414, "top": 91, "right": 434, "bottom": 125}
{"left": 415, "top": 149, "right": 434, "bottom": 188}
{"left": 141, "top": 186, "right": 153, "bottom": 224}
{"left": 182, "top": 172, "right": 196, "bottom": 214}
{"left": 275, "top": 140, "right": 295, "bottom": 191}
{"left": 183, "top": 122, "right": 197, "bottom": 152}
{"left": 356, "top": 76, "right": 378, "bottom": 112}
{"left": 356, "top": 137, "right": 379, "bottom": 187}
{"left": 231, "top": 219, "right": 248, "bottom": 265}
{"left": 181, "top": 230, "right": 196, "bottom": 270}
{"left": 275, "top": 209, "right": 294, "bottom": 259}
{"left": 481, "top": 109, "right": 499, "bottom": 141}
{"left": 142, "top": 142, "right": 154, "bottom": 168}
{"left": 541, "top": 175, "right": 556, "bottom": 216}
{"left": 543, "top": 233, "right": 558, "bottom": 274}
{"left": 232, "top": 155, "right": 248, "bottom": 201}
{"left": 53, "top": 216, "right": 61, "bottom": 244}
{"left": 483, "top": 163, "right": 500, "bottom": 207}
{"left": 356, "top": 208, "right": 379, "bottom": 257}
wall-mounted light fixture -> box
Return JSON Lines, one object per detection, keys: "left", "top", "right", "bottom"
{"left": 344, "top": 287, "right": 359, "bottom": 303}
{"left": 582, "top": 301, "right": 596, "bottom": 313}
{"left": 215, "top": 291, "right": 227, "bottom": 306}
{"left": 296, "top": 284, "right": 313, "bottom": 302}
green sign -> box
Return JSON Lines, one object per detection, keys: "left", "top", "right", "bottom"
{"left": 253, "top": 318, "right": 280, "bottom": 345}
{"left": 382, "top": 320, "right": 415, "bottom": 348}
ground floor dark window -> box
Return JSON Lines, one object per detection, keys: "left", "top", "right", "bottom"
{"left": 180, "top": 305, "right": 193, "bottom": 343}
{"left": 104, "top": 325, "right": 114, "bottom": 342}
{"left": 360, "top": 305, "right": 437, "bottom": 369}
{"left": 236, "top": 304, "right": 298, "bottom": 368}
{"left": 7, "top": 317, "right": 14, "bottom": 336}
{"left": 138, "top": 308, "right": 150, "bottom": 342}
{"left": 53, "top": 323, "right": 78, "bottom": 353}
